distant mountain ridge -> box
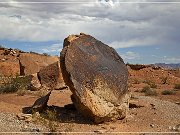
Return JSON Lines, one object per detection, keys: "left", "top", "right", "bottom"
{"left": 154, "top": 63, "right": 180, "bottom": 69}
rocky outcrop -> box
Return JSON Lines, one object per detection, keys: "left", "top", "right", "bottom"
{"left": 0, "top": 48, "right": 59, "bottom": 77}
{"left": 60, "top": 33, "right": 129, "bottom": 123}
{"left": 0, "top": 49, "right": 20, "bottom": 76}
{"left": 127, "top": 64, "right": 150, "bottom": 70}
{"left": 0, "top": 61, "right": 20, "bottom": 77}
{"left": 19, "top": 53, "right": 59, "bottom": 75}
{"left": 37, "top": 61, "right": 66, "bottom": 90}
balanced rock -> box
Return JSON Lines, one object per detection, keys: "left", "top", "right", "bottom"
{"left": 60, "top": 33, "right": 129, "bottom": 123}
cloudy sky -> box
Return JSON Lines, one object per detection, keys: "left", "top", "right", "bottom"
{"left": 0, "top": 0, "right": 180, "bottom": 64}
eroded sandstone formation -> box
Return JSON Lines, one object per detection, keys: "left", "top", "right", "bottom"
{"left": 19, "top": 53, "right": 59, "bottom": 75}
{"left": 60, "top": 33, "right": 129, "bottom": 123}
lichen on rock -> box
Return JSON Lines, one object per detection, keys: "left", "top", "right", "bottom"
{"left": 60, "top": 33, "right": 129, "bottom": 123}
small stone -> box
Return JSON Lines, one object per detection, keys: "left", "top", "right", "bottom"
{"left": 1, "top": 58, "right": 6, "bottom": 61}
{"left": 150, "top": 124, "right": 155, "bottom": 128}
{"left": 17, "top": 113, "right": 32, "bottom": 120}
{"left": 110, "top": 126, "right": 116, "bottom": 130}
{"left": 129, "top": 101, "right": 144, "bottom": 108}
{"left": 25, "top": 117, "right": 32, "bottom": 123}
{"left": 32, "top": 128, "right": 40, "bottom": 132}
{"left": 169, "top": 126, "right": 172, "bottom": 130}
{"left": 94, "top": 130, "right": 106, "bottom": 134}
{"left": 174, "top": 124, "right": 180, "bottom": 132}
{"left": 101, "top": 126, "right": 107, "bottom": 129}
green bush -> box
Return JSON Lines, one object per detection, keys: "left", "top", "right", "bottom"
{"left": 174, "top": 83, "right": 180, "bottom": 89}
{"left": 43, "top": 53, "right": 50, "bottom": 56}
{"left": 141, "top": 86, "right": 150, "bottom": 93}
{"left": 145, "top": 89, "right": 157, "bottom": 96}
{"left": 161, "top": 90, "right": 175, "bottom": 95}
{"left": 0, "top": 76, "right": 30, "bottom": 93}
{"left": 141, "top": 86, "right": 157, "bottom": 96}
{"left": 133, "top": 78, "right": 140, "bottom": 84}
{"left": 150, "top": 82, "right": 157, "bottom": 88}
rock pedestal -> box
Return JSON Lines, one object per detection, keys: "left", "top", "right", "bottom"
{"left": 60, "top": 33, "right": 129, "bottom": 123}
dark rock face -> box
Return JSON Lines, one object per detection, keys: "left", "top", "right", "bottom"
{"left": 60, "top": 34, "right": 129, "bottom": 123}
{"left": 31, "top": 91, "right": 52, "bottom": 112}
{"left": 37, "top": 61, "right": 65, "bottom": 89}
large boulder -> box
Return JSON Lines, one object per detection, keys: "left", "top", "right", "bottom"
{"left": 60, "top": 33, "right": 129, "bottom": 123}
{"left": 19, "top": 53, "right": 59, "bottom": 75}
{"left": 37, "top": 61, "right": 66, "bottom": 89}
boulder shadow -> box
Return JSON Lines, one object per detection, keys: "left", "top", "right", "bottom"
{"left": 22, "top": 104, "right": 93, "bottom": 125}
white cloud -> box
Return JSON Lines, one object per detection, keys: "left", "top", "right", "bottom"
{"left": 121, "top": 51, "right": 140, "bottom": 60}
{"left": 40, "top": 43, "right": 63, "bottom": 53}
{"left": 164, "top": 57, "right": 180, "bottom": 63}
{"left": 109, "top": 37, "right": 156, "bottom": 48}
{"left": 0, "top": 0, "right": 180, "bottom": 50}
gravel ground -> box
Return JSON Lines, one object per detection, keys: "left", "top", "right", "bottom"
{"left": 0, "top": 112, "right": 47, "bottom": 134}
{"left": 139, "top": 96, "right": 180, "bottom": 121}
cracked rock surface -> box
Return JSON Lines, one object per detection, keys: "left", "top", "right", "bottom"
{"left": 60, "top": 33, "right": 129, "bottom": 123}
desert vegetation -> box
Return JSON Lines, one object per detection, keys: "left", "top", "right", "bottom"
{"left": 141, "top": 86, "right": 157, "bottom": 96}
{"left": 0, "top": 75, "right": 30, "bottom": 94}
{"left": 161, "top": 90, "right": 176, "bottom": 95}
{"left": 174, "top": 83, "right": 180, "bottom": 89}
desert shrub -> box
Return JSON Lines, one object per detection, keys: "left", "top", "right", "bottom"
{"left": 16, "top": 88, "right": 27, "bottom": 96}
{"left": 145, "top": 89, "right": 157, "bottom": 96}
{"left": 133, "top": 78, "right": 140, "bottom": 84}
{"left": 43, "top": 53, "right": 50, "bottom": 56}
{"left": 40, "top": 109, "right": 58, "bottom": 132}
{"left": 141, "top": 86, "right": 150, "bottom": 93}
{"left": 161, "top": 77, "right": 168, "bottom": 84}
{"left": 141, "top": 86, "right": 157, "bottom": 96}
{"left": 150, "top": 82, "right": 157, "bottom": 88}
{"left": 0, "top": 75, "right": 30, "bottom": 93}
{"left": 161, "top": 90, "right": 175, "bottom": 95}
{"left": 174, "top": 83, "right": 180, "bottom": 89}
{"left": 143, "top": 80, "right": 157, "bottom": 88}
{"left": 30, "top": 51, "right": 39, "bottom": 55}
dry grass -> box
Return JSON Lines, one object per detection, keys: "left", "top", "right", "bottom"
{"left": 143, "top": 80, "right": 157, "bottom": 88}
{"left": 32, "top": 109, "right": 59, "bottom": 132}
{"left": 174, "top": 83, "right": 180, "bottom": 89}
{"left": 141, "top": 86, "right": 157, "bottom": 96}
{"left": 161, "top": 90, "right": 176, "bottom": 95}
{"left": 0, "top": 76, "right": 30, "bottom": 94}
{"left": 133, "top": 78, "right": 140, "bottom": 84}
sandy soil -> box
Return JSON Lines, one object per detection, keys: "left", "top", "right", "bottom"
{"left": 0, "top": 90, "right": 180, "bottom": 134}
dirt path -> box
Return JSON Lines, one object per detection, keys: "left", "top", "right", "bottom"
{"left": 0, "top": 90, "right": 180, "bottom": 134}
